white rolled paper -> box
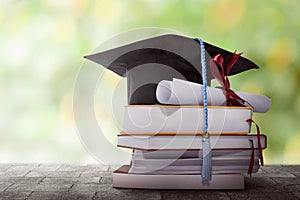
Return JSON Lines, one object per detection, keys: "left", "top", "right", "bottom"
{"left": 156, "top": 78, "right": 271, "bottom": 113}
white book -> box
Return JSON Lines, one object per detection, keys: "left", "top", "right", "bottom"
{"left": 113, "top": 165, "right": 245, "bottom": 190}
{"left": 118, "top": 135, "right": 267, "bottom": 150}
{"left": 122, "top": 105, "right": 252, "bottom": 134}
{"left": 131, "top": 158, "right": 256, "bottom": 167}
{"left": 128, "top": 165, "right": 259, "bottom": 174}
{"left": 129, "top": 149, "right": 260, "bottom": 174}
{"left": 133, "top": 149, "right": 260, "bottom": 159}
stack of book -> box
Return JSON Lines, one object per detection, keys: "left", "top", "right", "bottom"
{"left": 84, "top": 34, "right": 270, "bottom": 190}
{"left": 113, "top": 105, "right": 267, "bottom": 189}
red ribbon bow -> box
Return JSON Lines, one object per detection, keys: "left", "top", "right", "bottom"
{"left": 210, "top": 51, "right": 246, "bottom": 106}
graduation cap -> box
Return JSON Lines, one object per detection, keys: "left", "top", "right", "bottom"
{"left": 84, "top": 34, "right": 259, "bottom": 105}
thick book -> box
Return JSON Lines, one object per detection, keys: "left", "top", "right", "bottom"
{"left": 129, "top": 149, "right": 259, "bottom": 174}
{"left": 117, "top": 134, "right": 267, "bottom": 150}
{"left": 113, "top": 165, "right": 245, "bottom": 190}
{"left": 122, "top": 105, "right": 252, "bottom": 134}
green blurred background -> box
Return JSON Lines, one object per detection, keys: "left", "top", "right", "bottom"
{"left": 0, "top": 0, "right": 299, "bottom": 164}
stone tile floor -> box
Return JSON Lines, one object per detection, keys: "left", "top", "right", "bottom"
{"left": 0, "top": 164, "right": 299, "bottom": 199}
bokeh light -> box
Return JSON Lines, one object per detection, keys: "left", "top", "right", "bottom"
{"left": 0, "top": 0, "right": 299, "bottom": 164}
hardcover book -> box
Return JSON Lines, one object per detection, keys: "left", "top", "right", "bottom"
{"left": 113, "top": 165, "right": 245, "bottom": 190}
{"left": 118, "top": 134, "right": 267, "bottom": 150}
{"left": 122, "top": 105, "right": 253, "bottom": 134}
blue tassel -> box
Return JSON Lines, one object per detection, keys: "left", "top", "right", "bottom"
{"left": 202, "top": 137, "right": 212, "bottom": 182}
{"left": 195, "top": 38, "right": 212, "bottom": 182}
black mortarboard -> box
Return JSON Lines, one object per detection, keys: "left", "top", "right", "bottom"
{"left": 84, "top": 34, "right": 259, "bottom": 104}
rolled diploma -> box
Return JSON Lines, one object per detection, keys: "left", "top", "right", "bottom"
{"left": 156, "top": 78, "right": 271, "bottom": 113}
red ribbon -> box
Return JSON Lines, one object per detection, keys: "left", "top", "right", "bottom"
{"left": 247, "top": 119, "right": 264, "bottom": 166}
{"left": 210, "top": 51, "right": 247, "bottom": 106}
{"left": 210, "top": 52, "right": 264, "bottom": 174}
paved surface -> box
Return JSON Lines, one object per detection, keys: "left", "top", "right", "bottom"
{"left": 0, "top": 164, "right": 299, "bottom": 200}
